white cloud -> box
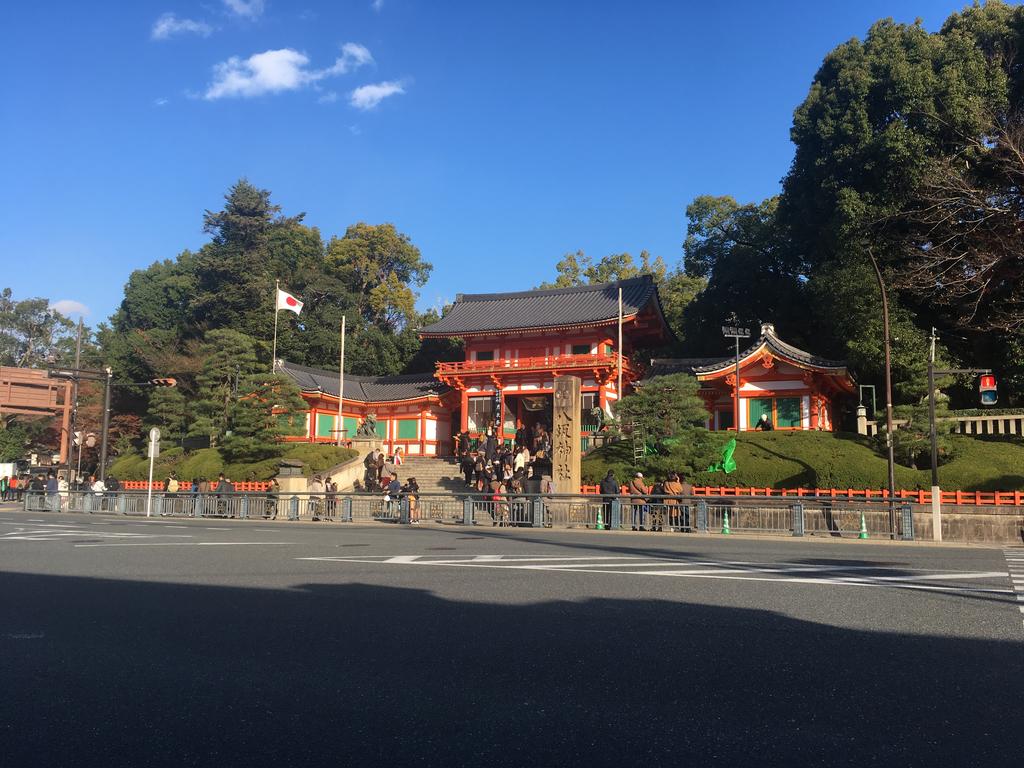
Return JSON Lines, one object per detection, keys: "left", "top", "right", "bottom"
{"left": 350, "top": 80, "right": 405, "bottom": 110}
{"left": 318, "top": 91, "right": 338, "bottom": 104}
{"left": 349, "top": 124, "right": 361, "bottom": 135}
{"left": 372, "top": 0, "right": 384, "bottom": 11}
{"left": 154, "top": 97, "right": 169, "bottom": 106}
{"left": 151, "top": 13, "right": 212, "bottom": 40}
{"left": 204, "top": 43, "right": 372, "bottom": 100}
{"left": 329, "top": 43, "right": 373, "bottom": 74}
{"left": 223, "top": 0, "right": 265, "bottom": 19}
{"left": 50, "top": 300, "right": 90, "bottom": 318}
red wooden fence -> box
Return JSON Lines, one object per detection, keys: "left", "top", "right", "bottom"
{"left": 577, "top": 485, "right": 1024, "bottom": 506}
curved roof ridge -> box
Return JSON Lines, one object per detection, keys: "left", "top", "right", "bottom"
{"left": 278, "top": 360, "right": 447, "bottom": 403}
{"left": 419, "top": 274, "right": 668, "bottom": 338}
{"left": 457, "top": 274, "right": 653, "bottom": 303}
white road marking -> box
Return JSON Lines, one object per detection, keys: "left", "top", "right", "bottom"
{"left": 1004, "top": 550, "right": 1024, "bottom": 632}
{"left": 298, "top": 554, "right": 1012, "bottom": 597}
{"left": 75, "top": 541, "right": 292, "bottom": 548}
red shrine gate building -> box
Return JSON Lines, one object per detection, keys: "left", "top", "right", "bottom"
{"left": 279, "top": 279, "right": 856, "bottom": 455}
{"left": 650, "top": 323, "right": 856, "bottom": 431}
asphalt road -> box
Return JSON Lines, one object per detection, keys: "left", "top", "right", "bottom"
{"left": 1, "top": 504, "right": 1021, "bottom": 767}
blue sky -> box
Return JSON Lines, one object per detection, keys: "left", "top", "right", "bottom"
{"left": 1, "top": 0, "right": 971, "bottom": 325}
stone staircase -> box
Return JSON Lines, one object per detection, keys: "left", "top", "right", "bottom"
{"left": 337, "top": 456, "right": 468, "bottom": 495}
{"left": 391, "top": 457, "right": 468, "bottom": 495}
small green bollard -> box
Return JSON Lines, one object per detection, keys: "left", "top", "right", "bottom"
{"left": 721, "top": 510, "right": 731, "bottom": 535}
{"left": 596, "top": 506, "right": 605, "bottom": 531}
{"left": 858, "top": 511, "right": 869, "bottom": 540}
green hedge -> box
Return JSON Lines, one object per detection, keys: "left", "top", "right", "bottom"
{"left": 582, "top": 430, "right": 1024, "bottom": 492}
{"left": 107, "top": 444, "right": 358, "bottom": 482}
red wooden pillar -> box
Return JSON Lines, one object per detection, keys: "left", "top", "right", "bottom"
{"left": 459, "top": 387, "right": 469, "bottom": 434}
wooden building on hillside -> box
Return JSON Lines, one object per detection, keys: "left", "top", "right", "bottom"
{"left": 649, "top": 323, "right": 856, "bottom": 431}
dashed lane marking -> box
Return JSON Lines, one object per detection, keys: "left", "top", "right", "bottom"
{"left": 296, "top": 554, "right": 1013, "bottom": 598}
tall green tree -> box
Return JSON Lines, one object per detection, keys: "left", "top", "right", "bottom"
{"left": 191, "top": 329, "right": 261, "bottom": 443}
{"left": 220, "top": 373, "right": 308, "bottom": 463}
{"left": 776, "top": 3, "right": 1024, "bottom": 402}
{"left": 616, "top": 373, "right": 709, "bottom": 450}
{"left": 325, "top": 222, "right": 432, "bottom": 333}
{"left": 538, "top": 249, "right": 667, "bottom": 289}
{"left": 147, "top": 388, "right": 188, "bottom": 442}
{"left": 679, "top": 196, "right": 805, "bottom": 356}
{"left": 0, "top": 288, "right": 77, "bottom": 367}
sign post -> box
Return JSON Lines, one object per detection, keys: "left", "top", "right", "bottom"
{"left": 722, "top": 323, "right": 750, "bottom": 432}
{"left": 146, "top": 427, "right": 160, "bottom": 517}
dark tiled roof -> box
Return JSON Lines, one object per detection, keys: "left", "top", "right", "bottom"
{"left": 419, "top": 275, "right": 662, "bottom": 336}
{"left": 648, "top": 358, "right": 730, "bottom": 377}
{"left": 279, "top": 361, "right": 448, "bottom": 403}
{"left": 647, "top": 324, "right": 848, "bottom": 379}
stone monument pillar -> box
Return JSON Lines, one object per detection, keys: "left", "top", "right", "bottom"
{"left": 552, "top": 375, "right": 582, "bottom": 495}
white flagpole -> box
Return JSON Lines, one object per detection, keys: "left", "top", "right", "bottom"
{"left": 337, "top": 316, "right": 346, "bottom": 446}
{"left": 617, "top": 285, "right": 623, "bottom": 410}
{"left": 272, "top": 278, "right": 280, "bottom": 372}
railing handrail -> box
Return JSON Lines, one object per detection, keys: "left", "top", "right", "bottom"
{"left": 435, "top": 352, "right": 633, "bottom": 375}
{"left": 72, "top": 483, "right": 1024, "bottom": 506}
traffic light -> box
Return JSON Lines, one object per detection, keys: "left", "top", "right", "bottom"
{"left": 150, "top": 378, "right": 177, "bottom": 387}
{"left": 979, "top": 374, "right": 997, "bottom": 406}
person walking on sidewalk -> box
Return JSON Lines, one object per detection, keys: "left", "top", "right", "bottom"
{"left": 629, "top": 472, "right": 649, "bottom": 531}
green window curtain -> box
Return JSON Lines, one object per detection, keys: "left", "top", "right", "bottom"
{"left": 748, "top": 398, "right": 772, "bottom": 428}
{"left": 375, "top": 419, "right": 387, "bottom": 438}
{"left": 397, "top": 419, "right": 418, "bottom": 439}
{"left": 776, "top": 397, "right": 801, "bottom": 428}
{"left": 316, "top": 413, "right": 335, "bottom": 438}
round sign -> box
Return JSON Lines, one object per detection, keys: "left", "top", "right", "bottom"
{"left": 150, "top": 427, "right": 161, "bottom": 441}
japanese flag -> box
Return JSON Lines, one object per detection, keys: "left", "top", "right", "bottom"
{"left": 276, "top": 288, "right": 303, "bottom": 315}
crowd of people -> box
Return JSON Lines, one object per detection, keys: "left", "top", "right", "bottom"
{"left": 355, "top": 448, "right": 421, "bottom": 522}
{"left": 600, "top": 469, "right": 695, "bottom": 531}
{"left": 5, "top": 434, "right": 702, "bottom": 533}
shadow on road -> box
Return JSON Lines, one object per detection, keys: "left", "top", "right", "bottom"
{"left": 1, "top": 570, "right": 1021, "bottom": 767}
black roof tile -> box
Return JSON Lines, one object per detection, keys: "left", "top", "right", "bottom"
{"left": 419, "top": 275, "right": 663, "bottom": 336}
{"left": 279, "top": 361, "right": 448, "bottom": 403}
{"left": 646, "top": 324, "right": 848, "bottom": 380}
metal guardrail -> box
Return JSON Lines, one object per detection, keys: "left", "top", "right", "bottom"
{"left": 21, "top": 491, "right": 915, "bottom": 539}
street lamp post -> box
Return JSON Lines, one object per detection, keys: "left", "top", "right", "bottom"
{"left": 866, "top": 248, "right": 897, "bottom": 539}
{"left": 722, "top": 322, "right": 751, "bottom": 431}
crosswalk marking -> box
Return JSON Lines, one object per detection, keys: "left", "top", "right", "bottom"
{"left": 1004, "top": 549, "right": 1024, "bottom": 630}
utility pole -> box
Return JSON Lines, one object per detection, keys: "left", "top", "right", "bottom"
{"left": 337, "top": 316, "right": 346, "bottom": 446}
{"left": 68, "top": 319, "right": 83, "bottom": 483}
{"left": 925, "top": 327, "right": 991, "bottom": 543}
{"left": 928, "top": 328, "right": 940, "bottom": 541}
{"left": 617, "top": 286, "right": 623, "bottom": 413}
{"left": 98, "top": 367, "right": 113, "bottom": 484}
{"left": 867, "top": 248, "right": 897, "bottom": 539}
